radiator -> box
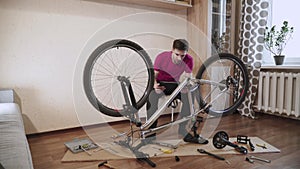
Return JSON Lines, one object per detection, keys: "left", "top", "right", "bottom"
{"left": 256, "top": 72, "right": 300, "bottom": 118}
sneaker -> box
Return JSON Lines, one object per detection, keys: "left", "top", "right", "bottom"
{"left": 183, "top": 133, "right": 209, "bottom": 144}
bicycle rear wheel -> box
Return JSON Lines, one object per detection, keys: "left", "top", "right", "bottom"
{"left": 83, "top": 39, "right": 154, "bottom": 117}
{"left": 196, "top": 53, "right": 249, "bottom": 116}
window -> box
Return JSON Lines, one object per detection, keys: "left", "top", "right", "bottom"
{"left": 263, "top": 0, "right": 300, "bottom": 65}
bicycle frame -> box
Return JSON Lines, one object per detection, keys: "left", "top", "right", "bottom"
{"left": 140, "top": 78, "right": 191, "bottom": 138}
{"left": 132, "top": 77, "right": 227, "bottom": 139}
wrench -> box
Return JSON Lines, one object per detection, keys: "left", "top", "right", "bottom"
{"left": 249, "top": 155, "right": 271, "bottom": 163}
{"left": 197, "top": 149, "right": 225, "bottom": 160}
{"left": 245, "top": 157, "right": 254, "bottom": 163}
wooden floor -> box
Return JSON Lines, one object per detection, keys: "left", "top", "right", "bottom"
{"left": 27, "top": 113, "right": 300, "bottom": 169}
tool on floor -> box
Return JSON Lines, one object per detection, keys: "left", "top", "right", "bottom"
{"left": 249, "top": 155, "right": 271, "bottom": 163}
{"left": 64, "top": 138, "right": 98, "bottom": 153}
{"left": 197, "top": 148, "right": 225, "bottom": 160}
{"left": 98, "top": 161, "right": 116, "bottom": 169}
{"left": 152, "top": 147, "right": 173, "bottom": 154}
{"left": 79, "top": 144, "right": 92, "bottom": 156}
{"left": 213, "top": 131, "right": 248, "bottom": 154}
{"left": 256, "top": 143, "right": 267, "bottom": 149}
{"left": 93, "top": 148, "right": 104, "bottom": 152}
{"left": 245, "top": 157, "right": 254, "bottom": 163}
{"left": 237, "top": 135, "right": 255, "bottom": 151}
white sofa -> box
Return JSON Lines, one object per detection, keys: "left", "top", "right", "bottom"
{"left": 0, "top": 90, "right": 33, "bottom": 169}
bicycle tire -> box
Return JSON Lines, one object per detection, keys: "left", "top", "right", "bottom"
{"left": 83, "top": 39, "right": 154, "bottom": 117}
{"left": 196, "top": 53, "right": 249, "bottom": 116}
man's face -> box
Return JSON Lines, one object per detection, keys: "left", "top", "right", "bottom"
{"left": 172, "top": 48, "right": 187, "bottom": 65}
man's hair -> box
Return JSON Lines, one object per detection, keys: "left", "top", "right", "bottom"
{"left": 172, "top": 39, "right": 189, "bottom": 51}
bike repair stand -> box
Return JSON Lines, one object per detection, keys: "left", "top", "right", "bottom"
{"left": 182, "top": 115, "right": 207, "bottom": 143}
{"left": 183, "top": 102, "right": 208, "bottom": 144}
{"left": 114, "top": 76, "right": 156, "bottom": 168}
{"left": 170, "top": 99, "right": 205, "bottom": 143}
{"left": 191, "top": 116, "right": 203, "bottom": 137}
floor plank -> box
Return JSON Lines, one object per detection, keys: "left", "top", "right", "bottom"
{"left": 27, "top": 113, "right": 300, "bottom": 169}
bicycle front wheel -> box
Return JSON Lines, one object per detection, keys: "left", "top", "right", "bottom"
{"left": 196, "top": 53, "right": 249, "bottom": 116}
{"left": 83, "top": 39, "right": 154, "bottom": 117}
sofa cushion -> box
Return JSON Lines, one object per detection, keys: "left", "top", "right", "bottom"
{"left": 0, "top": 103, "right": 33, "bottom": 169}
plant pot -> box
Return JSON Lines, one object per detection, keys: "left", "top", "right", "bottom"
{"left": 274, "top": 55, "right": 285, "bottom": 65}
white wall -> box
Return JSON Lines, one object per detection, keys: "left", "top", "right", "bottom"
{"left": 0, "top": 0, "right": 187, "bottom": 134}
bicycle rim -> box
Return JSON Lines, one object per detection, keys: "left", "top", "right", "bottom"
{"left": 84, "top": 39, "right": 154, "bottom": 117}
{"left": 196, "top": 53, "right": 249, "bottom": 116}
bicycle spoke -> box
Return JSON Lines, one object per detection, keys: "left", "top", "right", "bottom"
{"left": 98, "top": 54, "right": 118, "bottom": 75}
{"left": 196, "top": 53, "right": 249, "bottom": 115}
{"left": 203, "top": 85, "right": 218, "bottom": 102}
{"left": 108, "top": 48, "right": 123, "bottom": 76}
{"left": 83, "top": 40, "right": 154, "bottom": 116}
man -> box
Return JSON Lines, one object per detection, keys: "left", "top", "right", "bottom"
{"left": 146, "top": 39, "right": 208, "bottom": 144}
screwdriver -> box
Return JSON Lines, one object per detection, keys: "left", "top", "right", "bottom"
{"left": 153, "top": 147, "right": 173, "bottom": 154}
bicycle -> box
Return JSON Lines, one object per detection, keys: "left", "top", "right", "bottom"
{"left": 83, "top": 39, "right": 249, "bottom": 167}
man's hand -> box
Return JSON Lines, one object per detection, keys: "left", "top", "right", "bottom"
{"left": 154, "top": 83, "right": 165, "bottom": 94}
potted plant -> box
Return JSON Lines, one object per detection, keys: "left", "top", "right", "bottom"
{"left": 264, "top": 21, "right": 294, "bottom": 65}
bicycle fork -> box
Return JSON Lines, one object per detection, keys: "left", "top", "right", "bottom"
{"left": 118, "top": 76, "right": 141, "bottom": 127}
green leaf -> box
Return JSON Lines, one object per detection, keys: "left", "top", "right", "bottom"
{"left": 263, "top": 21, "right": 294, "bottom": 55}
